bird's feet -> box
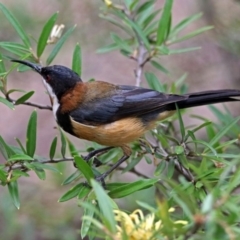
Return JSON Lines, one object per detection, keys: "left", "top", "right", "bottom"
{"left": 82, "top": 147, "right": 114, "bottom": 166}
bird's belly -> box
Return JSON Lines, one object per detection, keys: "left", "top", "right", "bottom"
{"left": 70, "top": 117, "right": 155, "bottom": 147}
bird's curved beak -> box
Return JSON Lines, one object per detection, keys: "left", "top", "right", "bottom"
{"left": 11, "top": 59, "right": 42, "bottom": 74}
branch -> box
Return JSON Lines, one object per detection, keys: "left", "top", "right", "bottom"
{"left": 5, "top": 94, "right": 52, "bottom": 110}
{"left": 135, "top": 43, "right": 148, "bottom": 87}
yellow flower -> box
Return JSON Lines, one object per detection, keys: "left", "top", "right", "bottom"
{"left": 114, "top": 209, "right": 162, "bottom": 240}
{"left": 114, "top": 208, "right": 188, "bottom": 240}
{"left": 104, "top": 0, "right": 112, "bottom": 7}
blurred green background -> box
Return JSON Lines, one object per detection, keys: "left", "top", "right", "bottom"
{"left": 1, "top": 0, "right": 240, "bottom": 239}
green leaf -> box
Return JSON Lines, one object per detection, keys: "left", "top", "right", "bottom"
{"left": 49, "top": 136, "right": 57, "bottom": 159}
{"left": 170, "top": 12, "right": 203, "bottom": 37}
{"left": 91, "top": 179, "right": 117, "bottom": 233}
{"left": 58, "top": 183, "right": 83, "bottom": 202}
{"left": 99, "top": 15, "right": 133, "bottom": 36}
{"left": 62, "top": 170, "right": 81, "bottom": 185}
{"left": 8, "top": 181, "right": 20, "bottom": 209}
{"left": 67, "top": 138, "right": 79, "bottom": 157}
{"left": 34, "top": 168, "right": 46, "bottom": 180}
{"left": 0, "top": 135, "right": 15, "bottom": 159}
{"left": 191, "top": 140, "right": 217, "bottom": 156}
{"left": 0, "top": 45, "right": 30, "bottom": 57}
{"left": 46, "top": 25, "right": 76, "bottom": 65}
{"left": 0, "top": 42, "right": 30, "bottom": 52}
{"left": 0, "top": 3, "right": 31, "bottom": 47}
{"left": 59, "top": 129, "right": 66, "bottom": 158}
{"left": 208, "top": 116, "right": 240, "bottom": 149}
{"left": 0, "top": 53, "right": 6, "bottom": 73}
{"left": 175, "top": 146, "right": 184, "bottom": 155}
{"left": 175, "top": 104, "right": 185, "bottom": 141}
{"left": 169, "top": 26, "right": 214, "bottom": 45}
{"left": 72, "top": 43, "right": 82, "bottom": 76}
{"left": 31, "top": 162, "right": 61, "bottom": 173}
{"left": 201, "top": 193, "right": 213, "bottom": 213}
{"left": 111, "top": 33, "right": 132, "bottom": 53}
{"left": 155, "top": 161, "right": 166, "bottom": 176}
{"left": 136, "top": 0, "right": 155, "bottom": 16}
{"left": 0, "top": 96, "right": 14, "bottom": 109}
{"left": 96, "top": 43, "right": 119, "bottom": 54}
{"left": 116, "top": 11, "right": 150, "bottom": 50}
{"left": 142, "top": 9, "right": 161, "bottom": 29}
{"left": 8, "top": 154, "right": 34, "bottom": 161}
{"left": 145, "top": 72, "right": 165, "bottom": 92}
{"left": 37, "top": 12, "right": 58, "bottom": 57}
{"left": 108, "top": 178, "right": 158, "bottom": 198}
{"left": 15, "top": 91, "right": 34, "bottom": 105}
{"left": 74, "top": 156, "right": 94, "bottom": 184}
{"left": 26, "top": 111, "right": 37, "bottom": 157}
{"left": 156, "top": 0, "right": 173, "bottom": 45}
{"left": 167, "top": 158, "right": 175, "bottom": 179}
{"left": 78, "top": 184, "right": 91, "bottom": 199}
{"left": 15, "top": 138, "right": 27, "bottom": 154}
{"left": 169, "top": 47, "right": 201, "bottom": 54}
{"left": 0, "top": 168, "right": 7, "bottom": 183}
{"left": 150, "top": 60, "right": 169, "bottom": 74}
{"left": 81, "top": 200, "right": 95, "bottom": 238}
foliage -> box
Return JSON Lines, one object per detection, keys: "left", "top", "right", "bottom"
{"left": 0, "top": 0, "right": 240, "bottom": 239}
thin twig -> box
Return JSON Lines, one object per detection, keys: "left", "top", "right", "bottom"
{"left": 5, "top": 94, "right": 52, "bottom": 110}
{"left": 20, "top": 101, "right": 52, "bottom": 110}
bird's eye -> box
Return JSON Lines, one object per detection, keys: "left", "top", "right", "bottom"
{"left": 46, "top": 74, "right": 51, "bottom": 82}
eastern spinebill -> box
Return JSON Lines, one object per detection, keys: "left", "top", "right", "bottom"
{"left": 11, "top": 59, "right": 240, "bottom": 182}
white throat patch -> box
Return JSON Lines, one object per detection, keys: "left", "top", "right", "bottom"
{"left": 42, "top": 78, "right": 60, "bottom": 120}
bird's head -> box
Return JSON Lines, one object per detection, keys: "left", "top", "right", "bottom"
{"left": 11, "top": 59, "right": 82, "bottom": 99}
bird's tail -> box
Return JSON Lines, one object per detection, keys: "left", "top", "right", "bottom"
{"left": 176, "top": 89, "right": 240, "bottom": 110}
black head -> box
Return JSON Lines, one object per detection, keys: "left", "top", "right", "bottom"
{"left": 11, "top": 59, "right": 82, "bottom": 99}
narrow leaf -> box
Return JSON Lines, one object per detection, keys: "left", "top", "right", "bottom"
{"left": 78, "top": 184, "right": 91, "bottom": 199}
{"left": 0, "top": 136, "right": 15, "bottom": 159}
{"left": 0, "top": 169, "right": 7, "bottom": 183}
{"left": 0, "top": 3, "right": 31, "bottom": 47}
{"left": 145, "top": 72, "right": 165, "bottom": 92}
{"left": 81, "top": 200, "right": 95, "bottom": 238}
{"left": 62, "top": 170, "right": 81, "bottom": 185}
{"left": 208, "top": 116, "right": 240, "bottom": 148}
{"left": 151, "top": 60, "right": 169, "bottom": 74}
{"left": 0, "top": 52, "right": 6, "bottom": 73}
{"left": 169, "top": 47, "right": 201, "bottom": 54}
{"left": 8, "top": 181, "right": 20, "bottom": 209}
{"left": 170, "top": 12, "right": 203, "bottom": 37}
{"left": 15, "top": 138, "right": 27, "bottom": 154}
{"left": 91, "top": 179, "right": 117, "bottom": 233}
{"left": 169, "top": 26, "right": 214, "bottom": 45}
{"left": 108, "top": 178, "right": 158, "bottom": 198}
{"left": 8, "top": 154, "right": 34, "bottom": 161}
{"left": 175, "top": 104, "right": 185, "bottom": 141}
{"left": 58, "top": 183, "right": 83, "bottom": 202}
{"left": 59, "top": 129, "right": 66, "bottom": 158}
{"left": 49, "top": 136, "right": 57, "bottom": 159}
{"left": 96, "top": 43, "right": 119, "bottom": 54}
{"left": 26, "top": 111, "right": 37, "bottom": 157}
{"left": 72, "top": 43, "right": 82, "bottom": 76}
{"left": 157, "top": 0, "right": 173, "bottom": 45}
{"left": 37, "top": 12, "right": 58, "bottom": 57}
{"left": 74, "top": 156, "right": 94, "bottom": 184}
{"left": 32, "top": 162, "right": 61, "bottom": 173}
{"left": 15, "top": 91, "right": 34, "bottom": 105}
{"left": 0, "top": 96, "right": 14, "bottom": 109}
{"left": 46, "top": 25, "right": 76, "bottom": 65}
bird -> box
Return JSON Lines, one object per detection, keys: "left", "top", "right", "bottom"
{"left": 11, "top": 59, "right": 240, "bottom": 182}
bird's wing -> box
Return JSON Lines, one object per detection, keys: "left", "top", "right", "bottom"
{"left": 70, "top": 84, "right": 187, "bottom": 125}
